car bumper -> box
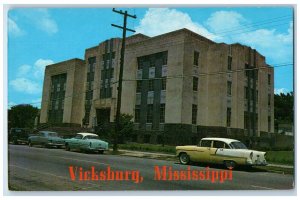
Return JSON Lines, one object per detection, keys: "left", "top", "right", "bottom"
{"left": 47, "top": 142, "right": 65, "bottom": 147}
{"left": 246, "top": 159, "right": 268, "bottom": 166}
{"left": 86, "top": 147, "right": 108, "bottom": 152}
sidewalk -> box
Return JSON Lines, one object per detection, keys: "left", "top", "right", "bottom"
{"left": 113, "top": 149, "right": 294, "bottom": 169}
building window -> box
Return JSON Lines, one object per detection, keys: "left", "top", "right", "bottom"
{"left": 268, "top": 74, "right": 271, "bottom": 85}
{"left": 138, "top": 58, "right": 143, "bottom": 70}
{"left": 245, "top": 63, "right": 249, "bottom": 76}
{"left": 227, "top": 108, "right": 231, "bottom": 127}
{"left": 110, "top": 68, "right": 114, "bottom": 78}
{"left": 160, "top": 104, "right": 165, "bottom": 123}
{"left": 256, "top": 90, "right": 258, "bottom": 102}
{"left": 63, "top": 83, "right": 66, "bottom": 91}
{"left": 193, "top": 77, "right": 198, "bottom": 91}
{"left": 147, "top": 105, "right": 153, "bottom": 123}
{"left": 57, "top": 83, "right": 60, "bottom": 92}
{"left": 136, "top": 81, "right": 142, "bottom": 93}
{"left": 148, "top": 80, "right": 154, "bottom": 91}
{"left": 192, "top": 104, "right": 197, "bottom": 124}
{"left": 227, "top": 81, "right": 232, "bottom": 96}
{"left": 161, "top": 78, "right": 166, "bottom": 90}
{"left": 150, "top": 59, "right": 155, "bottom": 68}
{"left": 61, "top": 100, "right": 64, "bottom": 110}
{"left": 55, "top": 100, "right": 59, "bottom": 110}
{"left": 194, "top": 51, "right": 199, "bottom": 66}
{"left": 228, "top": 56, "right": 232, "bottom": 70}
{"left": 163, "top": 54, "right": 168, "bottom": 65}
{"left": 268, "top": 116, "right": 271, "bottom": 132}
{"left": 244, "top": 112, "right": 248, "bottom": 129}
{"left": 268, "top": 94, "right": 271, "bottom": 106}
{"left": 245, "top": 87, "right": 249, "bottom": 99}
{"left": 90, "top": 81, "right": 94, "bottom": 91}
{"left": 147, "top": 91, "right": 154, "bottom": 104}
{"left": 135, "top": 105, "right": 140, "bottom": 123}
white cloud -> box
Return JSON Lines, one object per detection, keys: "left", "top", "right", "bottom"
{"left": 18, "top": 9, "right": 58, "bottom": 34}
{"left": 9, "top": 78, "right": 41, "bottom": 94}
{"left": 17, "top": 65, "right": 31, "bottom": 77}
{"left": 11, "top": 58, "right": 53, "bottom": 95}
{"left": 205, "top": 11, "right": 247, "bottom": 35}
{"left": 33, "top": 59, "right": 54, "bottom": 79}
{"left": 205, "top": 10, "right": 293, "bottom": 64}
{"left": 8, "top": 18, "right": 24, "bottom": 37}
{"left": 274, "top": 88, "right": 290, "bottom": 94}
{"left": 135, "top": 8, "right": 218, "bottom": 40}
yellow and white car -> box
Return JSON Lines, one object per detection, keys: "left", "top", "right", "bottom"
{"left": 176, "top": 137, "right": 267, "bottom": 169}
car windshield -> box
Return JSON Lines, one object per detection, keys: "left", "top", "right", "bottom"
{"left": 85, "top": 135, "right": 100, "bottom": 140}
{"left": 230, "top": 141, "right": 248, "bottom": 149}
{"left": 48, "top": 132, "right": 59, "bottom": 137}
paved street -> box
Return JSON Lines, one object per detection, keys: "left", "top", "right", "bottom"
{"left": 8, "top": 144, "right": 294, "bottom": 191}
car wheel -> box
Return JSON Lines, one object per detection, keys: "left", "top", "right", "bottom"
{"left": 98, "top": 150, "right": 104, "bottom": 154}
{"left": 28, "top": 141, "right": 32, "bottom": 147}
{"left": 224, "top": 160, "right": 236, "bottom": 169}
{"left": 13, "top": 139, "right": 18, "bottom": 145}
{"left": 179, "top": 153, "right": 190, "bottom": 165}
{"left": 65, "top": 144, "right": 70, "bottom": 151}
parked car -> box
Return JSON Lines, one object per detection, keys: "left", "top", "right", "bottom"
{"left": 176, "top": 137, "right": 267, "bottom": 169}
{"left": 9, "top": 128, "right": 30, "bottom": 145}
{"left": 64, "top": 133, "right": 109, "bottom": 154}
{"left": 28, "top": 131, "right": 65, "bottom": 148}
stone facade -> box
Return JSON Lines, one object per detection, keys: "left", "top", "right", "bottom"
{"left": 40, "top": 28, "right": 274, "bottom": 144}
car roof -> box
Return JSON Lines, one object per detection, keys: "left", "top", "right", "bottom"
{"left": 201, "top": 137, "right": 240, "bottom": 144}
{"left": 40, "top": 131, "right": 58, "bottom": 134}
{"left": 76, "top": 133, "right": 98, "bottom": 137}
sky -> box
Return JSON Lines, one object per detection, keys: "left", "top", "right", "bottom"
{"left": 7, "top": 6, "right": 294, "bottom": 108}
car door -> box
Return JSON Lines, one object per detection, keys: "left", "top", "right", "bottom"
{"left": 39, "top": 132, "right": 48, "bottom": 145}
{"left": 69, "top": 134, "right": 82, "bottom": 149}
{"left": 209, "top": 141, "right": 225, "bottom": 164}
{"left": 191, "top": 140, "right": 212, "bottom": 163}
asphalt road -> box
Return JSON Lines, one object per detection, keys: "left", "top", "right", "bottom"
{"left": 7, "top": 144, "right": 294, "bottom": 191}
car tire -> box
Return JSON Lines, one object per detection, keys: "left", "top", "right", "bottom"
{"left": 13, "top": 139, "right": 18, "bottom": 145}
{"left": 224, "top": 160, "right": 236, "bottom": 169}
{"left": 98, "top": 150, "right": 104, "bottom": 154}
{"left": 179, "top": 153, "right": 190, "bottom": 165}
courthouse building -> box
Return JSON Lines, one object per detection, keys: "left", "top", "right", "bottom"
{"left": 40, "top": 28, "right": 274, "bottom": 144}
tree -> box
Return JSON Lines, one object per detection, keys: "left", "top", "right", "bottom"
{"left": 8, "top": 104, "right": 39, "bottom": 129}
{"left": 118, "top": 113, "right": 134, "bottom": 144}
{"left": 274, "top": 92, "right": 294, "bottom": 131}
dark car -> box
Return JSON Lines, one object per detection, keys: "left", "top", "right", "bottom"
{"left": 28, "top": 131, "right": 65, "bottom": 148}
{"left": 9, "top": 128, "right": 30, "bottom": 145}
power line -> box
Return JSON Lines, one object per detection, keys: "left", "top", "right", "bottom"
{"left": 209, "top": 15, "right": 292, "bottom": 36}
{"left": 8, "top": 63, "right": 292, "bottom": 107}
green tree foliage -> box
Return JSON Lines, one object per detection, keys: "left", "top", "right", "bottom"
{"left": 118, "top": 113, "right": 134, "bottom": 143}
{"left": 8, "top": 104, "right": 39, "bottom": 129}
{"left": 274, "top": 92, "right": 294, "bottom": 122}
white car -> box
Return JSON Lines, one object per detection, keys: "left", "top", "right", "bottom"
{"left": 176, "top": 137, "right": 267, "bottom": 169}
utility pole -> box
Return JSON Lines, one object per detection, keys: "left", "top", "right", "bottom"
{"left": 111, "top": 8, "right": 136, "bottom": 152}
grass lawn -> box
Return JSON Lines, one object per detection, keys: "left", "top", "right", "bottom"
{"left": 118, "top": 143, "right": 176, "bottom": 154}
{"left": 266, "top": 151, "right": 294, "bottom": 165}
